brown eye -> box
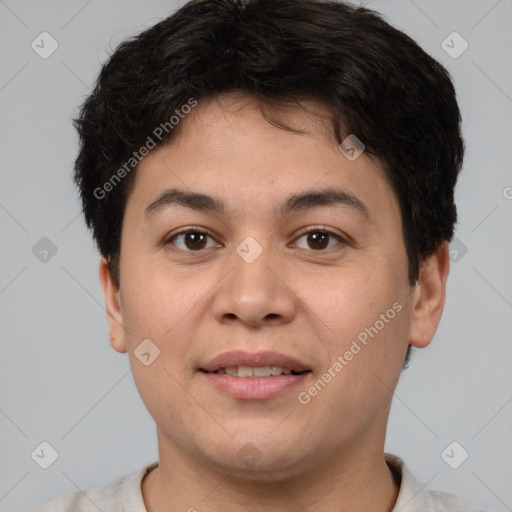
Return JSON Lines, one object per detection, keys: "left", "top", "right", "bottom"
{"left": 294, "top": 230, "right": 345, "bottom": 251}
{"left": 166, "top": 229, "right": 217, "bottom": 251}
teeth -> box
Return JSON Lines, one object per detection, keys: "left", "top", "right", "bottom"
{"left": 215, "top": 366, "right": 295, "bottom": 377}
{"left": 254, "top": 366, "right": 272, "bottom": 377}
{"left": 272, "top": 367, "right": 291, "bottom": 375}
{"left": 238, "top": 366, "right": 253, "bottom": 378}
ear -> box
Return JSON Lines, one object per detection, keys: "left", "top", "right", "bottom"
{"left": 98, "top": 256, "right": 128, "bottom": 353}
{"left": 408, "top": 241, "right": 450, "bottom": 349}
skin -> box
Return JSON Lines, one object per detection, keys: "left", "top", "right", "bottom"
{"left": 99, "top": 92, "right": 450, "bottom": 512}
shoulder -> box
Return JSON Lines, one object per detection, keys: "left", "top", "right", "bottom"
{"left": 28, "top": 462, "right": 158, "bottom": 512}
{"left": 29, "top": 474, "right": 126, "bottom": 512}
{"left": 426, "top": 490, "right": 485, "bottom": 512}
{"left": 385, "top": 453, "right": 482, "bottom": 512}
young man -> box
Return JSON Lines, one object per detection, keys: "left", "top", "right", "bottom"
{"left": 33, "top": 0, "right": 479, "bottom": 510}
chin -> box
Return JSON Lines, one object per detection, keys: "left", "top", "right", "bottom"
{"left": 210, "top": 452, "right": 309, "bottom": 482}
{"left": 201, "top": 433, "right": 312, "bottom": 480}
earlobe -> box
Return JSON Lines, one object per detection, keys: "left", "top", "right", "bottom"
{"left": 408, "top": 242, "right": 450, "bottom": 349}
{"left": 98, "top": 256, "right": 128, "bottom": 353}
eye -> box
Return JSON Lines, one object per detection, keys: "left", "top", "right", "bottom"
{"left": 293, "top": 228, "right": 346, "bottom": 251}
{"left": 164, "top": 226, "right": 346, "bottom": 253}
{"left": 164, "top": 228, "right": 219, "bottom": 251}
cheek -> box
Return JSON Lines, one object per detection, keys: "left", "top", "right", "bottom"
{"left": 120, "top": 252, "right": 201, "bottom": 337}
{"left": 301, "top": 260, "right": 409, "bottom": 393}
{"left": 302, "top": 293, "right": 409, "bottom": 437}
{"left": 300, "top": 262, "right": 402, "bottom": 338}
{"left": 118, "top": 257, "right": 224, "bottom": 385}
{"left": 119, "top": 264, "right": 208, "bottom": 425}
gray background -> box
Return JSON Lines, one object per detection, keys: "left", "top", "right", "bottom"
{"left": 0, "top": 0, "right": 511, "bottom": 510}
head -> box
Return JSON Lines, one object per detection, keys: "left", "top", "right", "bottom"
{"left": 74, "top": 0, "right": 463, "bottom": 478}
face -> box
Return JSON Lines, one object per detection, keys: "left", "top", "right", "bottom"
{"left": 100, "top": 93, "right": 447, "bottom": 480}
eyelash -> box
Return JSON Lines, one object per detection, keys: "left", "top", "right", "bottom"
{"left": 163, "top": 226, "right": 347, "bottom": 253}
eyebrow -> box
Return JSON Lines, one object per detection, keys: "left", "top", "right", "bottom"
{"left": 144, "top": 187, "right": 369, "bottom": 220}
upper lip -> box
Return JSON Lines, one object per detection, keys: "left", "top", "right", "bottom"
{"left": 200, "top": 350, "right": 311, "bottom": 373}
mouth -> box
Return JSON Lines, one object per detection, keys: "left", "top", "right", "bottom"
{"left": 199, "top": 351, "right": 312, "bottom": 400}
{"left": 199, "top": 350, "right": 311, "bottom": 375}
{"left": 201, "top": 365, "right": 308, "bottom": 377}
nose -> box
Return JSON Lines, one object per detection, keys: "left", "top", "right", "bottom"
{"left": 211, "top": 240, "right": 298, "bottom": 328}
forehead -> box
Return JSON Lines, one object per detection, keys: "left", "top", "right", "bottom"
{"left": 175, "top": 92, "right": 337, "bottom": 143}
{"left": 126, "top": 92, "right": 399, "bottom": 224}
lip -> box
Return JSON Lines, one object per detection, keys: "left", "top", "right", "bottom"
{"left": 201, "top": 372, "right": 309, "bottom": 400}
{"left": 200, "top": 350, "right": 310, "bottom": 373}
{"left": 199, "top": 350, "right": 311, "bottom": 400}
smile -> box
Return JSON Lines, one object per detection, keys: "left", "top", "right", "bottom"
{"left": 210, "top": 366, "right": 305, "bottom": 377}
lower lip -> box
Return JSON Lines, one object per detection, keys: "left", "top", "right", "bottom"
{"left": 201, "top": 372, "right": 310, "bottom": 400}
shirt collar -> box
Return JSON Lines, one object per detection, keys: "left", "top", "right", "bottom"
{"left": 128, "top": 455, "right": 432, "bottom": 511}
{"left": 386, "top": 453, "right": 430, "bottom": 511}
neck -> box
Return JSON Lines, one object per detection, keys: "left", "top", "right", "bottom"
{"left": 142, "top": 431, "right": 399, "bottom": 512}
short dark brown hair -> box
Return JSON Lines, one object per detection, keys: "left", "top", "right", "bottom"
{"left": 73, "top": 0, "right": 464, "bottom": 296}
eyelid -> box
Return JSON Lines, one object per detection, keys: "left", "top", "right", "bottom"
{"left": 293, "top": 225, "right": 345, "bottom": 240}
{"left": 166, "top": 225, "right": 214, "bottom": 238}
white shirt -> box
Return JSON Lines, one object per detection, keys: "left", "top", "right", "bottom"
{"left": 30, "top": 454, "right": 481, "bottom": 511}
